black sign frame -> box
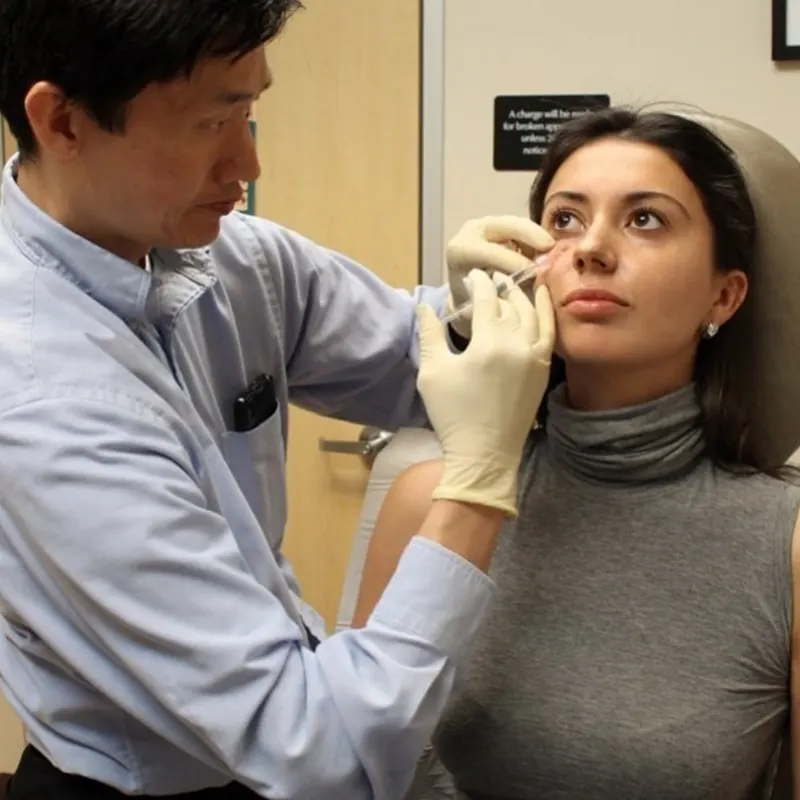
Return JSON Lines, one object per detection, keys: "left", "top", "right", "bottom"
{"left": 493, "top": 94, "right": 611, "bottom": 172}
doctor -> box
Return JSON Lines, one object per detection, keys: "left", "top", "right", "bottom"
{"left": 0, "top": 1, "right": 555, "bottom": 799}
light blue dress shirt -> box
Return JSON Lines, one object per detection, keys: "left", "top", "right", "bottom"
{"left": 0, "top": 156, "right": 494, "bottom": 799}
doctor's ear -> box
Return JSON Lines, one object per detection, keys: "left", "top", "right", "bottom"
{"left": 24, "top": 81, "right": 89, "bottom": 160}
{"left": 708, "top": 268, "right": 748, "bottom": 329}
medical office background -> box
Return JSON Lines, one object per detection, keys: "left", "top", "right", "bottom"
{"left": 0, "top": 0, "right": 799, "bottom": 771}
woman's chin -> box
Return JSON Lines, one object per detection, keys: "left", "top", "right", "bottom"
{"left": 555, "top": 330, "right": 632, "bottom": 366}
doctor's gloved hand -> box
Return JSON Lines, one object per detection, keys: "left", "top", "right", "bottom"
{"left": 416, "top": 269, "right": 555, "bottom": 517}
{"left": 445, "top": 215, "right": 555, "bottom": 339}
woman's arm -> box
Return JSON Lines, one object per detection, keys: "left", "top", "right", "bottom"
{"left": 352, "top": 459, "right": 444, "bottom": 628}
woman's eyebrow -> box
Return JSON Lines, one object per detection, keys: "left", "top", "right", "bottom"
{"left": 544, "top": 189, "right": 690, "bottom": 219}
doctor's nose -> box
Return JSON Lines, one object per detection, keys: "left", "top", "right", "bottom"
{"left": 216, "top": 122, "right": 262, "bottom": 187}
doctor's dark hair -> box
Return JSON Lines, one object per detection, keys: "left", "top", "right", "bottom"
{"left": 0, "top": 0, "right": 302, "bottom": 159}
{"left": 529, "top": 107, "right": 787, "bottom": 479}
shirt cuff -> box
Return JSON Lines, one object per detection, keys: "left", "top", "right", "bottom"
{"left": 369, "top": 537, "right": 495, "bottom": 660}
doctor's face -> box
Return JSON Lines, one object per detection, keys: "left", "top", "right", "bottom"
{"left": 27, "top": 48, "right": 268, "bottom": 262}
{"left": 535, "top": 138, "right": 747, "bottom": 373}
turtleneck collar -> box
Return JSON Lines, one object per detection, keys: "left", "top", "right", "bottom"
{"left": 544, "top": 382, "right": 705, "bottom": 485}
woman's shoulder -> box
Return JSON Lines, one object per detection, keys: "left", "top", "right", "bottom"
{"left": 710, "top": 463, "right": 800, "bottom": 504}
{"left": 390, "top": 458, "right": 444, "bottom": 501}
{"left": 370, "top": 427, "right": 443, "bottom": 484}
{"left": 704, "top": 466, "right": 800, "bottom": 560}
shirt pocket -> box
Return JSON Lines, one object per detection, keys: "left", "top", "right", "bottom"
{"left": 220, "top": 411, "right": 286, "bottom": 549}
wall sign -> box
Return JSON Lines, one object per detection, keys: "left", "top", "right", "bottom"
{"left": 235, "top": 119, "right": 258, "bottom": 215}
{"left": 493, "top": 94, "right": 610, "bottom": 171}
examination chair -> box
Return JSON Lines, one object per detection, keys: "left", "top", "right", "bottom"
{"left": 336, "top": 108, "right": 800, "bottom": 800}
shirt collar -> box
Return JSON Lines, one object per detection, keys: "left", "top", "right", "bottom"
{"left": 0, "top": 155, "right": 213, "bottom": 324}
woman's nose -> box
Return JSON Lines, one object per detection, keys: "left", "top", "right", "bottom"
{"left": 572, "top": 225, "right": 618, "bottom": 273}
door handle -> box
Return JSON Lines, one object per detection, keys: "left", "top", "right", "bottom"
{"left": 319, "top": 426, "right": 394, "bottom": 466}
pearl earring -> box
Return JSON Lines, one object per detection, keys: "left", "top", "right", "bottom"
{"left": 703, "top": 322, "right": 719, "bottom": 339}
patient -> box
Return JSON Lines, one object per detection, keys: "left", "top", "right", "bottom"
{"left": 351, "top": 108, "right": 800, "bottom": 799}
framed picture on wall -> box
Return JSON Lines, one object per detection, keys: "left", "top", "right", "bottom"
{"left": 773, "top": 0, "right": 800, "bottom": 60}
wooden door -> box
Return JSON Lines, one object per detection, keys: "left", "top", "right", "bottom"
{"left": 254, "top": 0, "right": 421, "bottom": 628}
{"left": 0, "top": 694, "right": 22, "bottom": 772}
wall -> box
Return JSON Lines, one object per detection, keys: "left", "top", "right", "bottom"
{"left": 436, "top": 0, "right": 800, "bottom": 273}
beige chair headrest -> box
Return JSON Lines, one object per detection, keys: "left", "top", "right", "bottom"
{"left": 671, "top": 109, "right": 800, "bottom": 467}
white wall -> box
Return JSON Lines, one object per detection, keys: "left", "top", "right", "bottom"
{"left": 433, "top": 0, "right": 800, "bottom": 278}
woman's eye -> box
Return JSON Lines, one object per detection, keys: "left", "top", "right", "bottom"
{"left": 550, "top": 210, "right": 581, "bottom": 231}
{"left": 630, "top": 210, "right": 664, "bottom": 230}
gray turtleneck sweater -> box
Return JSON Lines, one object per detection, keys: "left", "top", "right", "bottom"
{"left": 429, "top": 383, "right": 799, "bottom": 800}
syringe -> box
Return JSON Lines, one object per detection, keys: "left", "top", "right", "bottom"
{"left": 441, "top": 253, "right": 551, "bottom": 325}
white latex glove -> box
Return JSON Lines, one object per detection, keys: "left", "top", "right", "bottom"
{"left": 446, "top": 215, "right": 555, "bottom": 339}
{"left": 416, "top": 269, "right": 556, "bottom": 517}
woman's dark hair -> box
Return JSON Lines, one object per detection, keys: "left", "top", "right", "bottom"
{"left": 529, "top": 106, "right": 789, "bottom": 479}
{"left": 0, "top": 0, "right": 303, "bottom": 159}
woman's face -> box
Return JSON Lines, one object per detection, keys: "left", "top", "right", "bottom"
{"left": 537, "top": 138, "right": 747, "bottom": 375}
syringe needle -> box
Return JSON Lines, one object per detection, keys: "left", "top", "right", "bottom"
{"left": 441, "top": 253, "right": 550, "bottom": 325}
